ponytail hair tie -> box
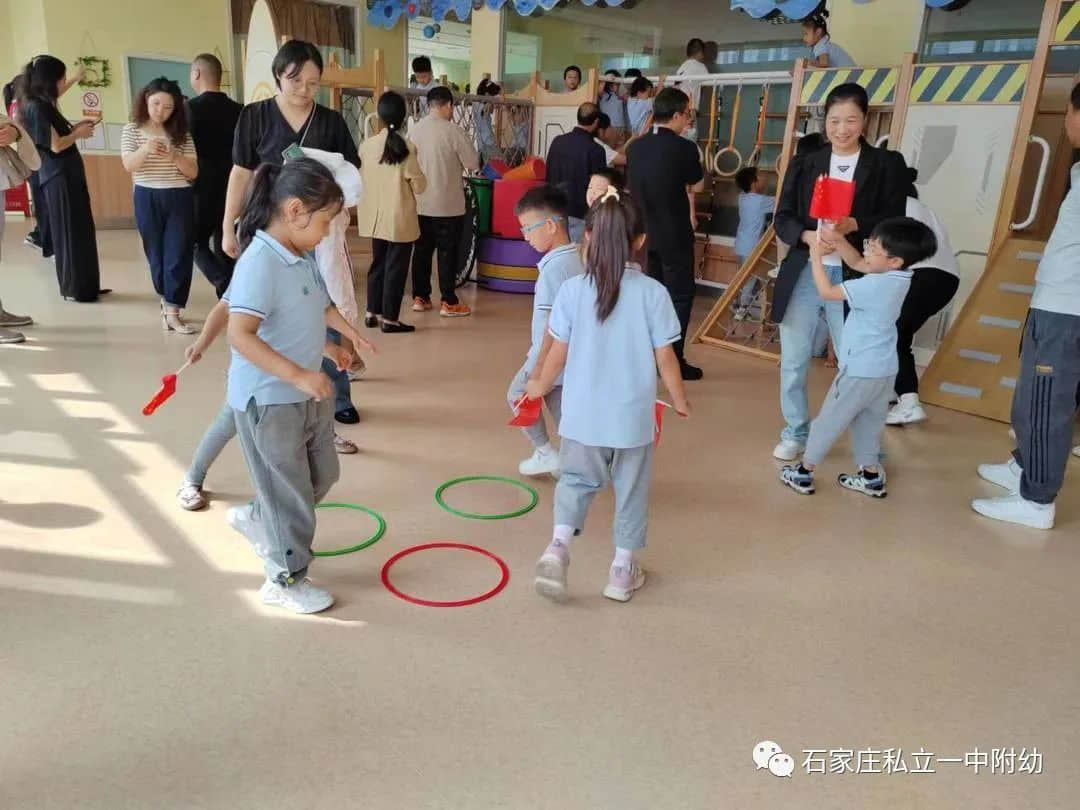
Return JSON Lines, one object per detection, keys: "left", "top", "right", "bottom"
{"left": 600, "top": 186, "right": 621, "bottom": 203}
{"left": 388, "top": 123, "right": 396, "bottom": 131}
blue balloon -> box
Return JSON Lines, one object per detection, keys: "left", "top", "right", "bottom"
{"left": 423, "top": 24, "right": 436, "bottom": 38}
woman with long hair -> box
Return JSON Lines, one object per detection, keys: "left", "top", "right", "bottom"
{"left": 357, "top": 90, "right": 427, "bottom": 333}
{"left": 18, "top": 55, "right": 104, "bottom": 302}
{"left": 221, "top": 38, "right": 363, "bottom": 447}
{"left": 121, "top": 77, "right": 199, "bottom": 333}
{"left": 771, "top": 82, "right": 909, "bottom": 461}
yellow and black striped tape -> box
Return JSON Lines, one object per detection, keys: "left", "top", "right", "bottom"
{"left": 1055, "top": 0, "right": 1080, "bottom": 44}
{"left": 800, "top": 68, "right": 898, "bottom": 107}
{"left": 910, "top": 63, "right": 1029, "bottom": 104}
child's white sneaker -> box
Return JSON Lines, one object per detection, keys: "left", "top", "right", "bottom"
{"left": 977, "top": 458, "right": 1022, "bottom": 492}
{"left": 534, "top": 540, "right": 570, "bottom": 602}
{"left": 773, "top": 439, "right": 805, "bottom": 461}
{"left": 886, "top": 394, "right": 927, "bottom": 425}
{"left": 177, "top": 481, "right": 208, "bottom": 511}
{"left": 519, "top": 446, "right": 559, "bottom": 477}
{"left": 971, "top": 494, "right": 1055, "bottom": 530}
{"left": 603, "top": 562, "right": 646, "bottom": 603}
{"left": 259, "top": 578, "right": 334, "bottom": 614}
{"left": 227, "top": 503, "right": 271, "bottom": 559}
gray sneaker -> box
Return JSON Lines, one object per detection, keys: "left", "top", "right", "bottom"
{"left": 0, "top": 327, "right": 25, "bottom": 344}
{"left": 0, "top": 310, "right": 32, "bottom": 328}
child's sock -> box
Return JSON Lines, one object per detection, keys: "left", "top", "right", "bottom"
{"left": 537, "top": 442, "right": 556, "bottom": 456}
{"left": 552, "top": 524, "right": 575, "bottom": 548}
{"left": 613, "top": 547, "right": 634, "bottom": 569}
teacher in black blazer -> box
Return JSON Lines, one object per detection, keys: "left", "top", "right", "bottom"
{"left": 771, "top": 82, "right": 909, "bottom": 461}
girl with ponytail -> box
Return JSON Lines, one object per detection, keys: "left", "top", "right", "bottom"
{"left": 525, "top": 186, "right": 692, "bottom": 604}
{"left": 802, "top": 10, "right": 855, "bottom": 68}
{"left": 357, "top": 91, "right": 427, "bottom": 333}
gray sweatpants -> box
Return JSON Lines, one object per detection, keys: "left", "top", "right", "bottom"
{"left": 234, "top": 398, "right": 340, "bottom": 585}
{"left": 507, "top": 363, "right": 563, "bottom": 448}
{"left": 803, "top": 372, "right": 892, "bottom": 469}
{"left": 1010, "top": 308, "right": 1080, "bottom": 504}
{"left": 555, "top": 438, "right": 654, "bottom": 551}
{"left": 187, "top": 400, "right": 237, "bottom": 486}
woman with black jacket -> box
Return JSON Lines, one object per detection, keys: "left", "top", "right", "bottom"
{"left": 771, "top": 82, "right": 909, "bottom": 461}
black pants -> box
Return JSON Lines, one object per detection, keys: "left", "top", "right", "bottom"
{"left": 367, "top": 239, "right": 413, "bottom": 322}
{"left": 1009, "top": 308, "right": 1080, "bottom": 504}
{"left": 647, "top": 250, "right": 695, "bottom": 363}
{"left": 894, "top": 267, "right": 959, "bottom": 396}
{"left": 43, "top": 166, "right": 100, "bottom": 302}
{"left": 193, "top": 188, "right": 233, "bottom": 299}
{"left": 411, "top": 215, "right": 462, "bottom": 305}
{"left": 28, "top": 171, "right": 52, "bottom": 256}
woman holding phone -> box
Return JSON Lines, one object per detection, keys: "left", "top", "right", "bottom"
{"left": 18, "top": 55, "right": 104, "bottom": 302}
{"left": 121, "top": 77, "right": 199, "bottom": 333}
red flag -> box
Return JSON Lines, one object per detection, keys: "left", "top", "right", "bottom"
{"left": 142, "top": 360, "right": 192, "bottom": 416}
{"left": 509, "top": 395, "right": 542, "bottom": 427}
{"left": 809, "top": 174, "right": 855, "bottom": 222}
{"left": 654, "top": 400, "right": 671, "bottom": 446}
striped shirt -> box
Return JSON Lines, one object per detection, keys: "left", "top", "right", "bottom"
{"left": 121, "top": 124, "right": 196, "bottom": 189}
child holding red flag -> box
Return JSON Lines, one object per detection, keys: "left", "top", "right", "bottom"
{"left": 507, "top": 185, "right": 584, "bottom": 478}
{"left": 526, "top": 186, "right": 690, "bottom": 604}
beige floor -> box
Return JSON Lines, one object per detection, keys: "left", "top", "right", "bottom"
{"left": 0, "top": 219, "right": 1076, "bottom": 810}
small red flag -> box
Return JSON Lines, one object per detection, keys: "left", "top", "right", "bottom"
{"left": 809, "top": 174, "right": 855, "bottom": 222}
{"left": 142, "top": 360, "right": 192, "bottom": 416}
{"left": 509, "top": 395, "right": 543, "bottom": 427}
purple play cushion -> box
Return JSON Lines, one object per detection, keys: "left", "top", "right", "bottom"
{"left": 477, "top": 236, "right": 545, "bottom": 267}
{"left": 478, "top": 275, "right": 536, "bottom": 294}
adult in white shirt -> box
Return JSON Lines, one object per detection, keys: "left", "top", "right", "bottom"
{"left": 675, "top": 39, "right": 709, "bottom": 141}
{"left": 887, "top": 173, "right": 959, "bottom": 426}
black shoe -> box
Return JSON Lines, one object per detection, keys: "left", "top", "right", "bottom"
{"left": 365, "top": 315, "right": 380, "bottom": 328}
{"left": 24, "top": 234, "right": 42, "bottom": 251}
{"left": 680, "top": 362, "right": 704, "bottom": 381}
{"left": 335, "top": 407, "right": 361, "bottom": 425}
{"left": 381, "top": 321, "right": 416, "bottom": 334}
{"left": 99, "top": 288, "right": 112, "bottom": 296}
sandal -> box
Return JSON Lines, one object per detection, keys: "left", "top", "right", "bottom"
{"left": 177, "top": 481, "right": 208, "bottom": 511}
{"left": 333, "top": 432, "right": 359, "bottom": 455}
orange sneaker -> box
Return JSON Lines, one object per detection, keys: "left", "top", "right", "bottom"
{"left": 412, "top": 297, "right": 433, "bottom": 312}
{"left": 440, "top": 301, "right": 472, "bottom": 318}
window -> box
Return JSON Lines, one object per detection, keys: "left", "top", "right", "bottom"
{"left": 926, "top": 40, "right": 978, "bottom": 57}
{"left": 981, "top": 37, "right": 1037, "bottom": 54}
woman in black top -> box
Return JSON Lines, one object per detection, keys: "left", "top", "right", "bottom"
{"left": 19, "top": 55, "right": 104, "bottom": 302}
{"left": 771, "top": 82, "right": 908, "bottom": 461}
{"left": 222, "top": 39, "right": 362, "bottom": 440}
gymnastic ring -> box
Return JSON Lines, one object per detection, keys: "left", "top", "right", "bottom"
{"left": 747, "top": 146, "right": 761, "bottom": 167}
{"left": 312, "top": 502, "right": 387, "bottom": 557}
{"left": 697, "top": 143, "right": 707, "bottom": 171}
{"left": 434, "top": 475, "right": 539, "bottom": 521}
{"left": 713, "top": 146, "right": 744, "bottom": 178}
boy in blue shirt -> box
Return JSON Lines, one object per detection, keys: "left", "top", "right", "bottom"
{"left": 733, "top": 166, "right": 775, "bottom": 318}
{"left": 781, "top": 217, "right": 937, "bottom": 498}
{"left": 508, "top": 185, "right": 584, "bottom": 477}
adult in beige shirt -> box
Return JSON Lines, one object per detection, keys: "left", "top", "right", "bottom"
{"left": 357, "top": 91, "right": 427, "bottom": 333}
{"left": 407, "top": 86, "right": 480, "bottom": 318}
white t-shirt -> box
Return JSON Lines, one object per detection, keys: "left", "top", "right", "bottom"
{"left": 906, "top": 197, "right": 958, "bottom": 277}
{"left": 675, "top": 58, "right": 709, "bottom": 114}
{"left": 821, "top": 149, "right": 860, "bottom": 266}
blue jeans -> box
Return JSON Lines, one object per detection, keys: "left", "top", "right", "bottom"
{"left": 133, "top": 185, "right": 195, "bottom": 308}
{"left": 778, "top": 262, "right": 845, "bottom": 443}
{"left": 321, "top": 328, "right": 354, "bottom": 414}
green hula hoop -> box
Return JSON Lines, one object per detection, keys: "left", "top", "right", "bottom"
{"left": 434, "top": 476, "right": 540, "bottom": 521}
{"left": 313, "top": 502, "right": 387, "bottom": 556}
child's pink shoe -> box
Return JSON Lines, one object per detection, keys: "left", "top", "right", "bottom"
{"left": 534, "top": 540, "right": 570, "bottom": 602}
{"left": 603, "top": 563, "right": 646, "bottom": 603}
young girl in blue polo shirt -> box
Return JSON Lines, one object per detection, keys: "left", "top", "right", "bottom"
{"left": 526, "top": 187, "right": 691, "bottom": 603}
{"left": 225, "top": 158, "right": 374, "bottom": 614}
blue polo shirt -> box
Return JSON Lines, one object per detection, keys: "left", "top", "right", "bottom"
{"left": 548, "top": 267, "right": 681, "bottom": 449}
{"left": 526, "top": 243, "right": 584, "bottom": 384}
{"left": 735, "top": 192, "right": 775, "bottom": 259}
{"left": 224, "top": 230, "right": 332, "bottom": 410}
{"left": 839, "top": 270, "right": 913, "bottom": 378}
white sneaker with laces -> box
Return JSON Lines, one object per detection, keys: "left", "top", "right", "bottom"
{"left": 772, "top": 439, "right": 805, "bottom": 461}
{"left": 259, "top": 578, "right": 334, "bottom": 614}
{"left": 977, "top": 458, "right": 1022, "bottom": 492}
{"left": 227, "top": 503, "right": 271, "bottom": 558}
{"left": 971, "top": 494, "right": 1055, "bottom": 530}
{"left": 519, "top": 446, "right": 559, "bottom": 477}
{"left": 886, "top": 394, "right": 927, "bottom": 425}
